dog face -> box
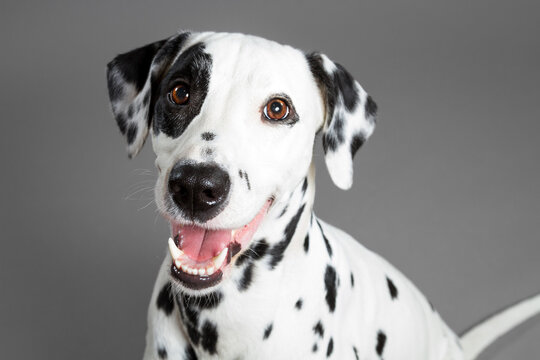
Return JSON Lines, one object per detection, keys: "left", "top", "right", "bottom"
{"left": 107, "top": 31, "right": 376, "bottom": 293}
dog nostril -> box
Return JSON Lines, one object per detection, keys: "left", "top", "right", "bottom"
{"left": 201, "top": 188, "right": 217, "bottom": 202}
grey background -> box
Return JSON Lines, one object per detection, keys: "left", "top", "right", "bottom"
{"left": 1, "top": 0, "right": 539, "bottom": 359}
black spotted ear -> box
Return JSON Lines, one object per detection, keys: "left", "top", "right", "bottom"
{"left": 106, "top": 32, "right": 189, "bottom": 157}
{"left": 306, "top": 52, "right": 377, "bottom": 190}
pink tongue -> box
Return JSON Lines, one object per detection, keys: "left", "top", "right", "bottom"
{"left": 178, "top": 226, "right": 232, "bottom": 262}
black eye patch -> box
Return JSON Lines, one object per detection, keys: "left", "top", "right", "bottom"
{"left": 152, "top": 43, "right": 212, "bottom": 138}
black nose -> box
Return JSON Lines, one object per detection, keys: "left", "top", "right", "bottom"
{"left": 168, "top": 162, "right": 231, "bottom": 222}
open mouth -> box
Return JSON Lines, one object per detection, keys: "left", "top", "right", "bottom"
{"left": 168, "top": 199, "right": 272, "bottom": 290}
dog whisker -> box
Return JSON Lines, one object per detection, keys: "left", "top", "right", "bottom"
{"left": 138, "top": 199, "right": 156, "bottom": 211}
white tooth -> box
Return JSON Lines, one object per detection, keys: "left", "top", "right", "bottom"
{"left": 231, "top": 229, "right": 237, "bottom": 238}
{"left": 212, "top": 247, "right": 228, "bottom": 270}
{"left": 207, "top": 266, "right": 215, "bottom": 275}
{"left": 198, "top": 268, "right": 206, "bottom": 276}
{"left": 168, "top": 238, "right": 184, "bottom": 260}
{"left": 181, "top": 264, "right": 189, "bottom": 272}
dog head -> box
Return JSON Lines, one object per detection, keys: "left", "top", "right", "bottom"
{"left": 107, "top": 31, "right": 376, "bottom": 292}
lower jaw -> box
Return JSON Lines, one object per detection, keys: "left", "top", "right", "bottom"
{"left": 170, "top": 264, "right": 223, "bottom": 290}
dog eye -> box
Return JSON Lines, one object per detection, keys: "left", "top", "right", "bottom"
{"left": 168, "top": 83, "right": 190, "bottom": 105}
{"left": 263, "top": 98, "right": 290, "bottom": 121}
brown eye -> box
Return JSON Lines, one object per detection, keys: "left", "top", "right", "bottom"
{"left": 264, "top": 98, "right": 289, "bottom": 121}
{"left": 168, "top": 83, "right": 190, "bottom": 105}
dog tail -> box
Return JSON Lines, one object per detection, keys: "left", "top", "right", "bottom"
{"left": 459, "top": 292, "right": 540, "bottom": 360}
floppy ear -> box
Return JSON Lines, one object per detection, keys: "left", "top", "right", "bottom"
{"left": 306, "top": 52, "right": 377, "bottom": 190}
{"left": 106, "top": 32, "right": 189, "bottom": 157}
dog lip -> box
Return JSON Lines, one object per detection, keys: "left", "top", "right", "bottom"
{"left": 170, "top": 264, "right": 224, "bottom": 290}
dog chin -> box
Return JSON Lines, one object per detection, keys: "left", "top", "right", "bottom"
{"left": 167, "top": 199, "right": 273, "bottom": 291}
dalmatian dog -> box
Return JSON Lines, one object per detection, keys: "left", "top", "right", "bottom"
{"left": 106, "top": 31, "right": 540, "bottom": 360}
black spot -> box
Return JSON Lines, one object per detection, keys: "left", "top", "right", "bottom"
{"left": 317, "top": 221, "right": 333, "bottom": 257}
{"left": 350, "top": 132, "right": 366, "bottom": 157}
{"left": 263, "top": 323, "right": 273, "bottom": 340}
{"left": 187, "top": 324, "right": 200, "bottom": 345}
{"left": 201, "top": 132, "right": 215, "bottom": 141}
{"left": 278, "top": 205, "right": 288, "bottom": 218}
{"left": 157, "top": 346, "right": 167, "bottom": 359}
{"left": 269, "top": 204, "right": 306, "bottom": 269}
{"left": 237, "top": 170, "right": 251, "bottom": 190}
{"left": 313, "top": 321, "right": 325, "bottom": 338}
{"left": 126, "top": 123, "right": 137, "bottom": 145}
{"left": 430, "top": 301, "right": 435, "bottom": 311}
{"left": 326, "top": 337, "right": 334, "bottom": 357}
{"left": 234, "top": 248, "right": 251, "bottom": 267}
{"left": 301, "top": 177, "right": 308, "bottom": 194}
{"left": 295, "top": 298, "right": 303, "bottom": 310}
{"left": 312, "top": 343, "right": 318, "bottom": 352}
{"left": 353, "top": 346, "right": 359, "bottom": 360}
{"left": 330, "top": 113, "right": 345, "bottom": 147}
{"left": 238, "top": 262, "right": 254, "bottom": 291}
{"left": 365, "top": 95, "right": 378, "bottom": 118}
{"left": 303, "top": 234, "right": 310, "bottom": 253}
{"left": 142, "top": 90, "right": 151, "bottom": 107}
{"left": 175, "top": 294, "right": 203, "bottom": 345}
{"left": 183, "top": 303, "right": 200, "bottom": 326}
{"left": 115, "top": 112, "right": 127, "bottom": 134}
{"left": 376, "top": 330, "right": 387, "bottom": 356}
{"left": 127, "top": 104, "right": 135, "bottom": 118}
{"left": 324, "top": 265, "right": 338, "bottom": 313}
{"left": 350, "top": 272, "right": 355, "bottom": 288}
{"left": 152, "top": 43, "right": 212, "bottom": 138}
{"left": 244, "top": 171, "right": 251, "bottom": 190}
{"left": 323, "top": 235, "right": 332, "bottom": 257}
{"left": 236, "top": 239, "right": 269, "bottom": 267}
{"left": 386, "top": 276, "right": 398, "bottom": 300}
{"left": 251, "top": 240, "right": 269, "bottom": 259}
{"left": 194, "top": 294, "right": 221, "bottom": 310}
{"left": 333, "top": 63, "right": 359, "bottom": 112}
{"left": 200, "top": 292, "right": 224, "bottom": 309}
{"left": 184, "top": 345, "right": 198, "bottom": 360}
{"left": 202, "top": 147, "right": 213, "bottom": 157}
{"left": 176, "top": 291, "right": 223, "bottom": 313}
{"left": 322, "top": 132, "right": 339, "bottom": 153}
{"left": 201, "top": 321, "right": 218, "bottom": 354}
{"left": 156, "top": 282, "right": 174, "bottom": 315}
